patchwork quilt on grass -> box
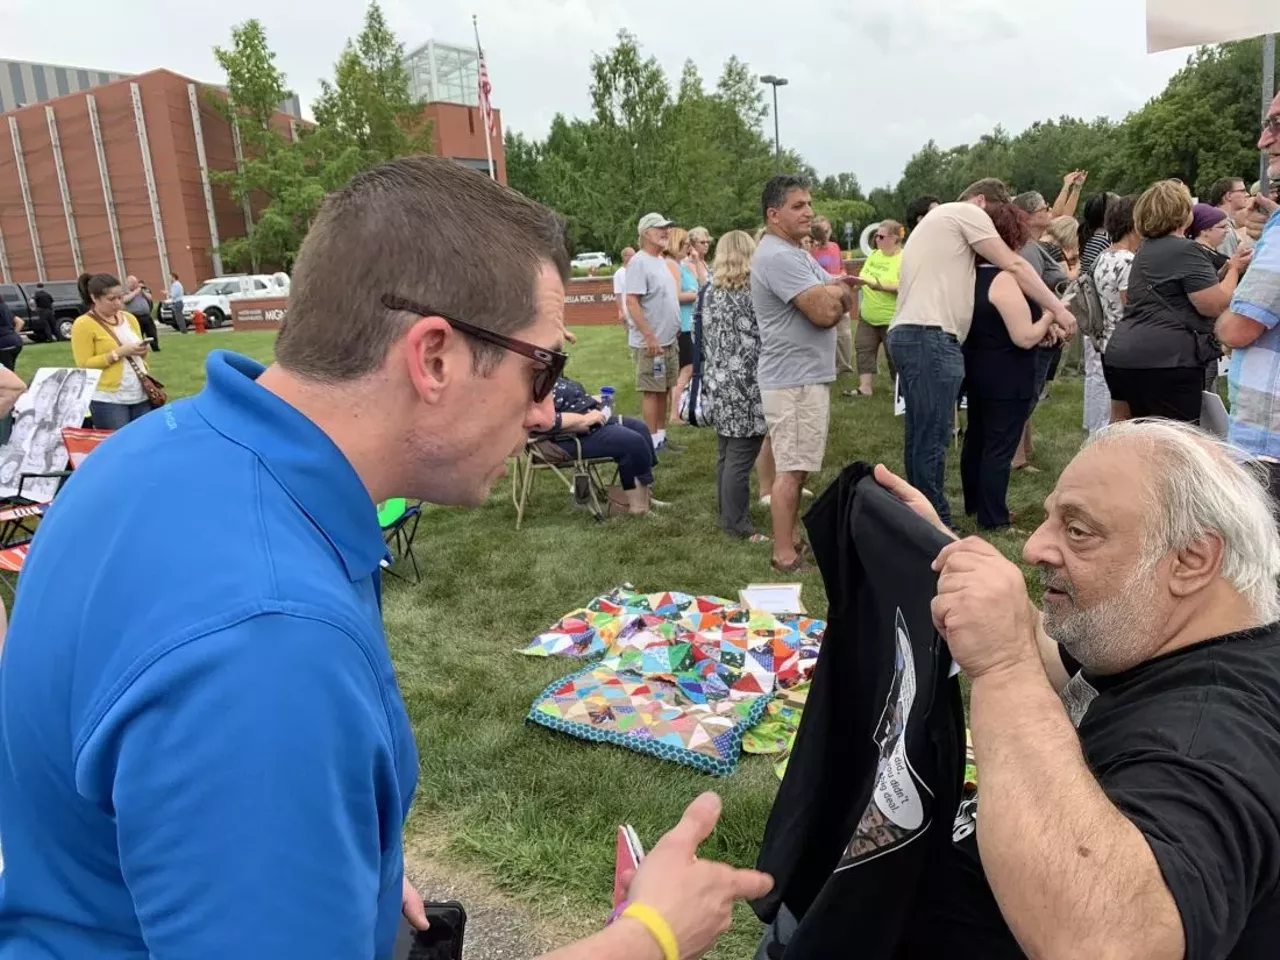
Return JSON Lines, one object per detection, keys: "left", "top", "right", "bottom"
{"left": 523, "top": 587, "right": 824, "bottom": 776}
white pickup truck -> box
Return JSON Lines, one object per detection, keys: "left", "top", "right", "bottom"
{"left": 161, "top": 273, "right": 290, "bottom": 329}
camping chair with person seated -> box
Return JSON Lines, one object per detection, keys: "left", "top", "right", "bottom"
{"left": 0, "top": 427, "right": 112, "bottom": 594}
{"left": 378, "top": 498, "right": 422, "bottom": 584}
{"left": 509, "top": 434, "right": 620, "bottom": 530}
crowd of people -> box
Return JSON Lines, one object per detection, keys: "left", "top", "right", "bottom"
{"left": 0, "top": 85, "right": 1278, "bottom": 960}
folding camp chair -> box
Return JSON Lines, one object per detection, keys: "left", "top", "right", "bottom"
{"left": 378, "top": 498, "right": 422, "bottom": 584}
{"left": 509, "top": 435, "right": 620, "bottom": 530}
{"left": 0, "top": 427, "right": 110, "bottom": 516}
{"left": 0, "top": 428, "right": 111, "bottom": 593}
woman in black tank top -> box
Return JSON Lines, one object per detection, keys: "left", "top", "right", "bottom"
{"left": 960, "top": 204, "right": 1058, "bottom": 529}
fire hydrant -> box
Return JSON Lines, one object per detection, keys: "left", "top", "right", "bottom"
{"left": 192, "top": 309, "right": 207, "bottom": 334}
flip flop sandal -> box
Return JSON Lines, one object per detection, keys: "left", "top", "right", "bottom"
{"left": 842, "top": 389, "right": 873, "bottom": 398}
{"left": 748, "top": 533, "right": 773, "bottom": 544}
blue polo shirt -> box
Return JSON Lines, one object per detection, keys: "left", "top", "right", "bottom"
{"left": 0, "top": 352, "right": 419, "bottom": 959}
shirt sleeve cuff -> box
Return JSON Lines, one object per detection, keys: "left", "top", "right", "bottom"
{"left": 1229, "top": 299, "right": 1280, "bottom": 331}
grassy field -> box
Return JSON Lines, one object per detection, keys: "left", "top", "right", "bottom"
{"left": 15, "top": 327, "right": 1085, "bottom": 955}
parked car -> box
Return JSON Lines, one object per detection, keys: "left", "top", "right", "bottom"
{"left": 160, "top": 274, "right": 287, "bottom": 328}
{"left": 0, "top": 280, "right": 83, "bottom": 341}
{"left": 570, "top": 252, "right": 612, "bottom": 271}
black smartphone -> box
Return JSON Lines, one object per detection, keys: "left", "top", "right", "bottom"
{"left": 392, "top": 901, "right": 467, "bottom": 960}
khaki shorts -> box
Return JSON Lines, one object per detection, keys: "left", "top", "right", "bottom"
{"left": 632, "top": 342, "right": 680, "bottom": 393}
{"left": 762, "top": 384, "right": 831, "bottom": 474}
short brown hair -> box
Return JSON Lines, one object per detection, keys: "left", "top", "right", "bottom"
{"left": 1133, "top": 180, "right": 1193, "bottom": 239}
{"left": 277, "top": 156, "right": 569, "bottom": 382}
{"left": 959, "top": 178, "right": 1011, "bottom": 204}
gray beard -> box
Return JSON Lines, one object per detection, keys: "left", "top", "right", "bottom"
{"left": 1041, "top": 563, "right": 1159, "bottom": 674}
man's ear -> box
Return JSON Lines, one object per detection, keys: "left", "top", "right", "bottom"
{"left": 1168, "top": 534, "right": 1226, "bottom": 599}
{"left": 402, "top": 316, "right": 457, "bottom": 403}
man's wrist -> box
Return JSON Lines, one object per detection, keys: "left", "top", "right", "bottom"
{"left": 610, "top": 917, "right": 666, "bottom": 960}
{"left": 969, "top": 650, "right": 1047, "bottom": 692}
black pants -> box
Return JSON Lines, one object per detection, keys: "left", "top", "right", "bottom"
{"left": 29, "top": 310, "right": 54, "bottom": 342}
{"left": 1103, "top": 364, "right": 1203, "bottom": 423}
{"left": 136, "top": 309, "right": 161, "bottom": 351}
{"left": 0, "top": 344, "right": 21, "bottom": 372}
{"left": 961, "top": 395, "right": 1029, "bottom": 529}
{"left": 716, "top": 433, "right": 765, "bottom": 536}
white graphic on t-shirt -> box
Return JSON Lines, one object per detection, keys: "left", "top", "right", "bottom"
{"left": 838, "top": 608, "right": 931, "bottom": 869}
{"left": 1062, "top": 670, "right": 1099, "bottom": 727}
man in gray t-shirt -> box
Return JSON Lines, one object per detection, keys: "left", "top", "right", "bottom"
{"left": 753, "top": 234, "right": 839, "bottom": 390}
{"left": 750, "top": 176, "right": 856, "bottom": 574}
{"left": 626, "top": 212, "right": 683, "bottom": 449}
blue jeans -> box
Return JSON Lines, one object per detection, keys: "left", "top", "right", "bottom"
{"left": 90, "top": 400, "right": 152, "bottom": 431}
{"left": 887, "top": 325, "right": 965, "bottom": 527}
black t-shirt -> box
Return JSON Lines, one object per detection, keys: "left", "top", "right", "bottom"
{"left": 753, "top": 463, "right": 964, "bottom": 958}
{"left": 1106, "top": 235, "right": 1220, "bottom": 370}
{"left": 904, "top": 624, "right": 1280, "bottom": 959}
{"left": 33, "top": 289, "right": 54, "bottom": 311}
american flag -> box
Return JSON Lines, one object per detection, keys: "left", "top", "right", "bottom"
{"left": 478, "top": 50, "right": 495, "bottom": 137}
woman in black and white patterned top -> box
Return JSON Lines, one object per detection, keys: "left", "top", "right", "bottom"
{"left": 1084, "top": 196, "right": 1140, "bottom": 433}
{"left": 701, "top": 230, "right": 767, "bottom": 540}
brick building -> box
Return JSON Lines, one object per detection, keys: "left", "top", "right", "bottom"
{"left": 0, "top": 58, "right": 505, "bottom": 288}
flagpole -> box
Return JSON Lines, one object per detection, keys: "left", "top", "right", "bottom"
{"left": 473, "top": 14, "right": 496, "bottom": 180}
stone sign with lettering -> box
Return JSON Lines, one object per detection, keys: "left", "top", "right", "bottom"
{"left": 231, "top": 297, "right": 289, "bottom": 332}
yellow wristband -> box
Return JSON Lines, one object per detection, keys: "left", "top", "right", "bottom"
{"left": 621, "top": 902, "right": 679, "bottom": 960}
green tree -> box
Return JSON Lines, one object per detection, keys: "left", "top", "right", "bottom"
{"left": 312, "top": 1, "right": 432, "bottom": 165}
{"left": 505, "top": 32, "right": 782, "bottom": 254}
{"left": 1110, "top": 39, "right": 1265, "bottom": 194}
{"left": 815, "top": 172, "right": 865, "bottom": 201}
{"left": 209, "top": 7, "right": 435, "bottom": 270}
{"left": 209, "top": 19, "right": 312, "bottom": 270}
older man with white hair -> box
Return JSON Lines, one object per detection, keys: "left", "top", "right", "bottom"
{"left": 876, "top": 418, "right": 1280, "bottom": 959}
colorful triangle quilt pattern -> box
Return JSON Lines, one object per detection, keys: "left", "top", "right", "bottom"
{"left": 524, "top": 585, "right": 824, "bottom": 776}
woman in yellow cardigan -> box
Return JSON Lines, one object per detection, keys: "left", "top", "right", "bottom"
{"left": 72, "top": 273, "right": 154, "bottom": 430}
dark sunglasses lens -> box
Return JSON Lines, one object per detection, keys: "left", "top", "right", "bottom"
{"left": 533, "top": 368, "right": 554, "bottom": 403}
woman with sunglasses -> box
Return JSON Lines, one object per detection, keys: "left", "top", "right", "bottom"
{"left": 844, "top": 220, "right": 903, "bottom": 398}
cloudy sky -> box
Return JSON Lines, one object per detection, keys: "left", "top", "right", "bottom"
{"left": 7, "top": 0, "right": 1195, "bottom": 188}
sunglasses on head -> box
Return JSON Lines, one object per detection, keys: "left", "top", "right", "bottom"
{"left": 381, "top": 293, "right": 568, "bottom": 403}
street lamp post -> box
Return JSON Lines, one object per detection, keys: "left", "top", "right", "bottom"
{"left": 759, "top": 74, "right": 788, "bottom": 171}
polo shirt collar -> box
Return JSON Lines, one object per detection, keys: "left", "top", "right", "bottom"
{"left": 193, "top": 351, "right": 388, "bottom": 581}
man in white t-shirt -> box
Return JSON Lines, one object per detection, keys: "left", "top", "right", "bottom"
{"left": 887, "top": 178, "right": 1074, "bottom": 529}
{"left": 613, "top": 246, "right": 635, "bottom": 328}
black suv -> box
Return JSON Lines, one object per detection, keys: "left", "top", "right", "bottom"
{"left": 0, "top": 281, "right": 83, "bottom": 341}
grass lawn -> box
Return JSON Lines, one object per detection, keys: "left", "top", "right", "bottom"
{"left": 16, "top": 327, "right": 1084, "bottom": 956}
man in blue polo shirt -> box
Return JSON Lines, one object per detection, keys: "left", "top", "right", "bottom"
{"left": 0, "top": 157, "right": 771, "bottom": 960}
